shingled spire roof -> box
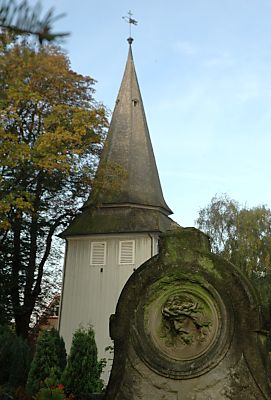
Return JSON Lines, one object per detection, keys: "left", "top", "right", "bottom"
{"left": 87, "top": 39, "right": 171, "bottom": 215}
{"left": 61, "top": 39, "right": 174, "bottom": 237}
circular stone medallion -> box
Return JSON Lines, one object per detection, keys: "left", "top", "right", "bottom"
{"left": 132, "top": 278, "right": 232, "bottom": 379}
{"left": 148, "top": 288, "right": 219, "bottom": 361}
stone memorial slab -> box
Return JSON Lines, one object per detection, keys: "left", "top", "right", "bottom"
{"left": 105, "top": 228, "right": 271, "bottom": 399}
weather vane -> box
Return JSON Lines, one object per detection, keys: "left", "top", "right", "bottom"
{"left": 122, "top": 10, "right": 138, "bottom": 39}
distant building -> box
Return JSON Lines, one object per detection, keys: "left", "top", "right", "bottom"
{"left": 34, "top": 294, "right": 60, "bottom": 332}
{"left": 58, "top": 38, "right": 176, "bottom": 379}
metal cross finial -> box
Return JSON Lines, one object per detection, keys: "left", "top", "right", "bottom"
{"left": 122, "top": 10, "right": 138, "bottom": 40}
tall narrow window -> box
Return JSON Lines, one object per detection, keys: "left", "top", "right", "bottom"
{"left": 119, "top": 240, "right": 135, "bottom": 265}
{"left": 90, "top": 242, "right": 106, "bottom": 266}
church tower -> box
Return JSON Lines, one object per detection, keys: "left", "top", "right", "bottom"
{"left": 58, "top": 38, "right": 175, "bottom": 376}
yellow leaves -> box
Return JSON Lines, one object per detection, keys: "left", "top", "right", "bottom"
{"left": 0, "top": 192, "right": 34, "bottom": 231}
{"left": 0, "top": 43, "right": 94, "bottom": 108}
{"left": 0, "top": 131, "right": 31, "bottom": 167}
{"left": 0, "top": 219, "right": 11, "bottom": 230}
{"left": 0, "top": 192, "right": 34, "bottom": 213}
{"left": 30, "top": 103, "right": 107, "bottom": 174}
{"left": 33, "top": 126, "right": 83, "bottom": 173}
{"left": 0, "top": 39, "right": 108, "bottom": 233}
{"left": 6, "top": 84, "right": 40, "bottom": 104}
{"left": 13, "top": 196, "right": 34, "bottom": 212}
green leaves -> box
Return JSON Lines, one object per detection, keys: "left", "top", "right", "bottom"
{"left": 0, "top": 325, "right": 31, "bottom": 388}
{"left": 62, "top": 327, "right": 104, "bottom": 396}
{"left": 196, "top": 194, "right": 271, "bottom": 278}
{"left": 27, "top": 328, "right": 66, "bottom": 395}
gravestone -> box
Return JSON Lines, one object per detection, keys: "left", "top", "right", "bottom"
{"left": 105, "top": 228, "right": 271, "bottom": 399}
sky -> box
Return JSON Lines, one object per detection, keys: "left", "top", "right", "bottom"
{"left": 30, "top": 0, "right": 271, "bottom": 227}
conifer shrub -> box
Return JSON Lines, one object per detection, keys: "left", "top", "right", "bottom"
{"left": 62, "top": 327, "right": 103, "bottom": 398}
{"left": 8, "top": 335, "right": 32, "bottom": 389}
{"left": 0, "top": 325, "right": 31, "bottom": 391}
{"left": 26, "top": 328, "right": 66, "bottom": 396}
{"left": 0, "top": 325, "right": 13, "bottom": 385}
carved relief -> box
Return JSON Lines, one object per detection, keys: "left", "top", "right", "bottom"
{"left": 161, "top": 294, "right": 211, "bottom": 347}
{"left": 145, "top": 287, "right": 220, "bottom": 362}
{"left": 133, "top": 278, "right": 232, "bottom": 379}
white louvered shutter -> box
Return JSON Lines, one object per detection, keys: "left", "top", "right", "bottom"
{"left": 90, "top": 242, "right": 106, "bottom": 265}
{"left": 119, "top": 240, "right": 135, "bottom": 265}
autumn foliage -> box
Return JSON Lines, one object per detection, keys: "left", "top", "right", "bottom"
{"left": 0, "top": 37, "right": 108, "bottom": 338}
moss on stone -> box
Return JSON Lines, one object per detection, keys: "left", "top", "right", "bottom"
{"left": 199, "top": 256, "right": 222, "bottom": 280}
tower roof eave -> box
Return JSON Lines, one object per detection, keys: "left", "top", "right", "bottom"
{"left": 60, "top": 206, "right": 178, "bottom": 238}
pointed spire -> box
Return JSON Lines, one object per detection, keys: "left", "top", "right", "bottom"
{"left": 61, "top": 40, "right": 175, "bottom": 237}
{"left": 88, "top": 41, "right": 172, "bottom": 216}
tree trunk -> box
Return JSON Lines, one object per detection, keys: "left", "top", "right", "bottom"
{"left": 14, "top": 310, "right": 32, "bottom": 339}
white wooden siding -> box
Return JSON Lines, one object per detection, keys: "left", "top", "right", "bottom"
{"left": 59, "top": 233, "right": 158, "bottom": 382}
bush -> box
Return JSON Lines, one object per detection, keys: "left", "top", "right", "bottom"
{"left": 0, "top": 326, "right": 13, "bottom": 385}
{"left": 0, "top": 325, "right": 31, "bottom": 391}
{"left": 62, "top": 327, "right": 103, "bottom": 398}
{"left": 26, "top": 328, "right": 66, "bottom": 396}
{"left": 35, "top": 382, "right": 65, "bottom": 400}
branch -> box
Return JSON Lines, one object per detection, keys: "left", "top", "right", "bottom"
{"left": 10, "top": 214, "right": 22, "bottom": 310}
{"left": 0, "top": 227, "right": 9, "bottom": 245}
{"left": 0, "top": 0, "right": 69, "bottom": 43}
{"left": 31, "top": 212, "right": 74, "bottom": 300}
{"left": 24, "top": 171, "right": 43, "bottom": 298}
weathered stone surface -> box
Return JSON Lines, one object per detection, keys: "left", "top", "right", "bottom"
{"left": 105, "top": 228, "right": 271, "bottom": 399}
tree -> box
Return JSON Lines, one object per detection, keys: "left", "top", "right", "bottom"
{"left": 62, "top": 327, "right": 103, "bottom": 397}
{"left": 0, "top": 0, "right": 68, "bottom": 43}
{"left": 196, "top": 194, "right": 271, "bottom": 277}
{"left": 196, "top": 194, "right": 271, "bottom": 307}
{"left": 26, "top": 328, "right": 66, "bottom": 396}
{"left": 0, "top": 38, "right": 108, "bottom": 338}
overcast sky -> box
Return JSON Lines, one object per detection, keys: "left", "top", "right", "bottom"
{"left": 31, "top": 0, "right": 271, "bottom": 226}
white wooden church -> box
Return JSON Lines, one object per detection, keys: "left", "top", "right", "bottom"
{"left": 58, "top": 37, "right": 176, "bottom": 379}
